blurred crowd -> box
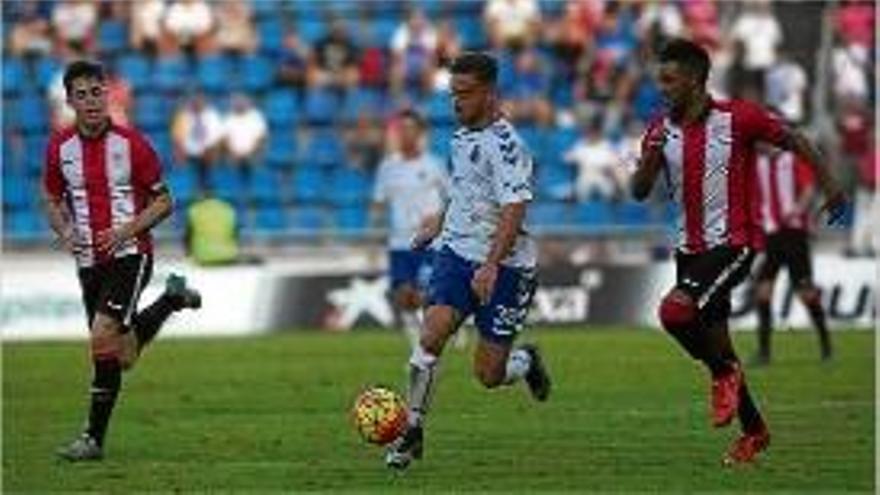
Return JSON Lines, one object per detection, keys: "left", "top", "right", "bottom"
{"left": 2, "top": 0, "right": 876, "bottom": 249}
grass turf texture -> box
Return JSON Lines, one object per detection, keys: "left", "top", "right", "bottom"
{"left": 3, "top": 329, "right": 874, "bottom": 493}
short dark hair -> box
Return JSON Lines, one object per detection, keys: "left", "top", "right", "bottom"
{"left": 451, "top": 52, "right": 498, "bottom": 85}
{"left": 657, "top": 38, "right": 710, "bottom": 84}
{"left": 63, "top": 60, "right": 106, "bottom": 95}
{"left": 398, "top": 108, "right": 426, "bottom": 129}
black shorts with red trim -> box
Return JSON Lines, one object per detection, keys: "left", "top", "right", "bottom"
{"left": 675, "top": 246, "right": 755, "bottom": 319}
{"left": 756, "top": 229, "right": 814, "bottom": 289}
{"left": 78, "top": 254, "right": 153, "bottom": 328}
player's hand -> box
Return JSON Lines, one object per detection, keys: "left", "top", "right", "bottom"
{"left": 819, "top": 187, "right": 849, "bottom": 225}
{"left": 53, "top": 225, "right": 80, "bottom": 255}
{"left": 95, "top": 226, "right": 132, "bottom": 254}
{"left": 471, "top": 263, "right": 498, "bottom": 305}
{"left": 411, "top": 214, "right": 442, "bottom": 250}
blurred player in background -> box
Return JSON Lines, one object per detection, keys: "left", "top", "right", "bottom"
{"left": 385, "top": 52, "right": 551, "bottom": 470}
{"left": 42, "top": 60, "right": 202, "bottom": 462}
{"left": 370, "top": 109, "right": 448, "bottom": 353}
{"left": 753, "top": 143, "right": 832, "bottom": 364}
{"left": 630, "top": 39, "right": 845, "bottom": 465}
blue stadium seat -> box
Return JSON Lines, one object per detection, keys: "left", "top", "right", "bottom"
{"left": 343, "top": 88, "right": 384, "bottom": 122}
{"left": 328, "top": 168, "right": 371, "bottom": 206}
{"left": 2, "top": 173, "right": 32, "bottom": 211}
{"left": 254, "top": 204, "right": 287, "bottom": 230}
{"left": 98, "top": 20, "right": 128, "bottom": 53}
{"left": 536, "top": 165, "right": 573, "bottom": 201}
{"left": 34, "top": 57, "right": 61, "bottom": 90}
{"left": 146, "top": 131, "right": 174, "bottom": 167}
{"left": 301, "top": 129, "right": 345, "bottom": 168}
{"left": 457, "top": 17, "right": 486, "bottom": 48}
{"left": 206, "top": 165, "right": 245, "bottom": 203}
{"left": 527, "top": 202, "right": 570, "bottom": 229}
{"left": 247, "top": 168, "right": 285, "bottom": 205}
{"left": 3, "top": 57, "right": 27, "bottom": 95}
{"left": 154, "top": 57, "right": 190, "bottom": 93}
{"left": 573, "top": 201, "right": 614, "bottom": 226}
{"left": 334, "top": 206, "right": 368, "bottom": 234}
{"left": 296, "top": 18, "right": 326, "bottom": 45}
{"left": 6, "top": 210, "right": 47, "bottom": 239}
{"left": 263, "top": 89, "right": 299, "bottom": 127}
{"left": 303, "top": 88, "right": 341, "bottom": 125}
{"left": 18, "top": 94, "right": 49, "bottom": 133}
{"left": 195, "top": 55, "right": 233, "bottom": 94}
{"left": 428, "top": 125, "right": 454, "bottom": 158}
{"left": 423, "top": 91, "right": 454, "bottom": 125}
{"left": 116, "top": 54, "right": 152, "bottom": 92}
{"left": 289, "top": 206, "right": 325, "bottom": 232}
{"left": 265, "top": 131, "right": 298, "bottom": 170}
{"left": 23, "top": 135, "right": 46, "bottom": 176}
{"left": 615, "top": 201, "right": 652, "bottom": 226}
{"left": 134, "top": 93, "right": 171, "bottom": 131}
{"left": 168, "top": 167, "right": 199, "bottom": 205}
{"left": 240, "top": 55, "right": 275, "bottom": 92}
{"left": 291, "top": 169, "right": 326, "bottom": 203}
{"left": 258, "top": 17, "right": 285, "bottom": 55}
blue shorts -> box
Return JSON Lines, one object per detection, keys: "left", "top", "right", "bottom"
{"left": 389, "top": 248, "right": 433, "bottom": 292}
{"left": 427, "top": 246, "right": 537, "bottom": 344}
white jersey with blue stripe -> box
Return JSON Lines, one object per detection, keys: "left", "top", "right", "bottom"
{"left": 439, "top": 118, "right": 536, "bottom": 268}
{"left": 373, "top": 151, "right": 448, "bottom": 250}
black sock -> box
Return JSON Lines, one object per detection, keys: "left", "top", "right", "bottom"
{"left": 667, "top": 329, "right": 705, "bottom": 362}
{"left": 86, "top": 359, "right": 121, "bottom": 447}
{"left": 132, "top": 295, "right": 176, "bottom": 350}
{"left": 737, "top": 381, "right": 765, "bottom": 434}
{"left": 805, "top": 301, "right": 832, "bottom": 357}
{"left": 757, "top": 301, "right": 772, "bottom": 359}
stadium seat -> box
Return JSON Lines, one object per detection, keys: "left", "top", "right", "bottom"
{"left": 291, "top": 169, "right": 326, "bottom": 203}
{"left": 328, "top": 168, "right": 371, "bottom": 206}
{"left": 343, "top": 88, "right": 385, "bottom": 122}
{"left": 301, "top": 129, "right": 345, "bottom": 168}
{"left": 18, "top": 94, "right": 49, "bottom": 133}
{"left": 303, "top": 88, "right": 341, "bottom": 125}
{"left": 167, "top": 167, "right": 199, "bottom": 205}
{"left": 423, "top": 91, "right": 454, "bottom": 125}
{"left": 247, "top": 168, "right": 285, "bottom": 205}
{"left": 254, "top": 204, "right": 288, "bottom": 231}
{"left": 258, "top": 18, "right": 286, "bottom": 55}
{"left": 195, "top": 55, "right": 233, "bottom": 94}
{"left": 239, "top": 55, "right": 275, "bottom": 92}
{"left": 23, "top": 135, "right": 46, "bottom": 176}
{"left": 615, "top": 201, "right": 652, "bottom": 226}
{"left": 154, "top": 57, "right": 190, "bottom": 93}
{"left": 206, "top": 165, "right": 246, "bottom": 203}
{"left": 289, "top": 206, "right": 325, "bottom": 233}
{"left": 265, "top": 131, "right": 298, "bottom": 171}
{"left": 134, "top": 93, "right": 171, "bottom": 131}
{"left": 263, "top": 89, "right": 300, "bottom": 127}
{"left": 296, "top": 18, "right": 326, "bottom": 45}
{"left": 34, "top": 57, "right": 61, "bottom": 90}
{"left": 527, "top": 202, "right": 570, "bottom": 229}
{"left": 116, "top": 54, "right": 152, "bottom": 92}
{"left": 573, "top": 201, "right": 614, "bottom": 227}
{"left": 98, "top": 20, "right": 128, "bottom": 53}
{"left": 3, "top": 57, "right": 27, "bottom": 95}
{"left": 333, "top": 206, "right": 368, "bottom": 234}
{"left": 2, "top": 173, "right": 33, "bottom": 211}
{"left": 536, "top": 165, "right": 574, "bottom": 201}
{"left": 147, "top": 131, "right": 174, "bottom": 167}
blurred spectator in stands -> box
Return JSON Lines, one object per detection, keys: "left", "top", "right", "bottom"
{"left": 505, "top": 48, "right": 553, "bottom": 124}
{"left": 106, "top": 69, "right": 133, "bottom": 126}
{"left": 430, "top": 19, "right": 463, "bottom": 91}
{"left": 389, "top": 8, "right": 438, "bottom": 96}
{"left": 222, "top": 93, "right": 268, "bottom": 185}
{"left": 277, "top": 30, "right": 311, "bottom": 93}
{"left": 164, "top": 0, "right": 215, "bottom": 60}
{"left": 359, "top": 36, "right": 388, "bottom": 89}
{"left": 835, "top": 95, "right": 872, "bottom": 191}
{"left": 185, "top": 192, "right": 241, "bottom": 266}
{"left": 130, "top": 0, "right": 167, "bottom": 57}
{"left": 564, "top": 117, "right": 623, "bottom": 201}
{"left": 214, "top": 0, "right": 258, "bottom": 56}
{"left": 594, "top": 2, "right": 639, "bottom": 69}
{"left": 172, "top": 92, "right": 224, "bottom": 192}
{"left": 346, "top": 113, "right": 386, "bottom": 173}
{"left": 637, "top": 0, "right": 684, "bottom": 49}
{"left": 848, "top": 139, "right": 878, "bottom": 257}
{"left": 8, "top": 1, "right": 53, "bottom": 59}
{"left": 615, "top": 117, "right": 645, "bottom": 174}
{"left": 724, "top": 39, "right": 761, "bottom": 100}
{"left": 681, "top": 0, "right": 720, "bottom": 50}
{"left": 833, "top": 0, "right": 875, "bottom": 52}
{"left": 548, "top": 0, "right": 602, "bottom": 70}
{"left": 308, "top": 18, "right": 360, "bottom": 92}
{"left": 830, "top": 33, "right": 871, "bottom": 104}
{"left": 51, "top": 0, "right": 98, "bottom": 57}
{"left": 730, "top": 0, "right": 782, "bottom": 92}
{"left": 764, "top": 50, "right": 808, "bottom": 125}
{"left": 484, "top": 0, "right": 541, "bottom": 51}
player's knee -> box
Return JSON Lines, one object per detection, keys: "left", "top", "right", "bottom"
{"left": 393, "top": 286, "right": 421, "bottom": 311}
{"left": 90, "top": 317, "right": 122, "bottom": 360}
{"left": 474, "top": 364, "right": 504, "bottom": 389}
{"left": 754, "top": 282, "right": 773, "bottom": 305}
{"left": 798, "top": 286, "right": 822, "bottom": 307}
{"left": 658, "top": 290, "right": 697, "bottom": 333}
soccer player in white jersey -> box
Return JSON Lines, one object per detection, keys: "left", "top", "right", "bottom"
{"left": 371, "top": 109, "right": 448, "bottom": 352}
{"left": 385, "top": 52, "right": 551, "bottom": 470}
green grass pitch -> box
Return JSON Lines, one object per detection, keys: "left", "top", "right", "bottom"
{"left": 3, "top": 328, "right": 875, "bottom": 493}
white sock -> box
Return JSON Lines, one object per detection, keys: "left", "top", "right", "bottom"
{"left": 503, "top": 348, "right": 532, "bottom": 385}
{"left": 400, "top": 310, "right": 422, "bottom": 352}
{"left": 407, "top": 346, "right": 438, "bottom": 427}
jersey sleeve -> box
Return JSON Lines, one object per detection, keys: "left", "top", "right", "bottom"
{"left": 737, "top": 99, "right": 787, "bottom": 147}
{"left": 131, "top": 132, "right": 165, "bottom": 192}
{"left": 372, "top": 160, "right": 388, "bottom": 203}
{"left": 42, "top": 135, "right": 65, "bottom": 199}
{"left": 429, "top": 155, "right": 451, "bottom": 204}
{"left": 491, "top": 134, "right": 534, "bottom": 205}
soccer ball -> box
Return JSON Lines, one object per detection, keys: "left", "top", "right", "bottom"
{"left": 351, "top": 386, "right": 408, "bottom": 445}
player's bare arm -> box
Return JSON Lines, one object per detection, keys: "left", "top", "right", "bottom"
{"left": 41, "top": 184, "right": 78, "bottom": 254}
{"left": 779, "top": 129, "right": 847, "bottom": 219}
{"left": 95, "top": 185, "right": 173, "bottom": 254}
{"left": 630, "top": 126, "right": 666, "bottom": 201}
{"left": 472, "top": 202, "right": 526, "bottom": 304}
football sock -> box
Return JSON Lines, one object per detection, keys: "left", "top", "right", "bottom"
{"left": 406, "top": 346, "right": 438, "bottom": 428}
{"left": 737, "top": 381, "right": 765, "bottom": 434}
{"left": 86, "top": 359, "right": 121, "bottom": 447}
{"left": 132, "top": 295, "right": 176, "bottom": 350}
{"left": 503, "top": 348, "right": 532, "bottom": 384}
{"left": 805, "top": 301, "right": 832, "bottom": 357}
{"left": 703, "top": 318, "right": 736, "bottom": 377}
{"left": 400, "top": 311, "right": 422, "bottom": 353}
{"left": 756, "top": 301, "right": 772, "bottom": 359}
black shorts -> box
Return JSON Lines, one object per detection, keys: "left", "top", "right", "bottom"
{"left": 756, "top": 229, "right": 814, "bottom": 289}
{"left": 78, "top": 254, "right": 153, "bottom": 328}
{"left": 675, "top": 246, "right": 756, "bottom": 318}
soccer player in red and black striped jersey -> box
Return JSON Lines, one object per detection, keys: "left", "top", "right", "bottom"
{"left": 753, "top": 144, "right": 832, "bottom": 364}
{"left": 42, "top": 60, "right": 202, "bottom": 461}
{"left": 630, "top": 39, "right": 846, "bottom": 465}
